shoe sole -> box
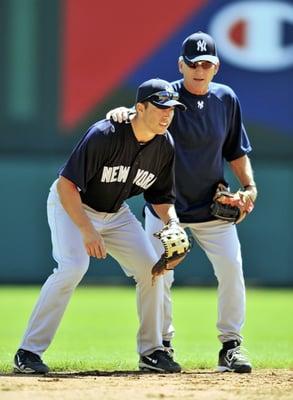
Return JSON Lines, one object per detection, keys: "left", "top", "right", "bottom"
{"left": 217, "top": 365, "right": 252, "bottom": 373}
{"left": 139, "top": 366, "right": 166, "bottom": 373}
{"left": 14, "top": 364, "right": 49, "bottom": 374}
{"left": 139, "top": 362, "right": 181, "bottom": 373}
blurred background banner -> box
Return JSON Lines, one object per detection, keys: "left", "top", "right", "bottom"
{"left": 0, "top": 0, "right": 292, "bottom": 285}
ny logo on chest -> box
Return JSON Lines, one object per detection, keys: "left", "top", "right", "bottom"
{"left": 101, "top": 166, "right": 157, "bottom": 189}
{"left": 197, "top": 101, "right": 204, "bottom": 109}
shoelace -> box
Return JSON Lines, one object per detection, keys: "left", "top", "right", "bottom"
{"left": 164, "top": 347, "right": 174, "bottom": 356}
{"left": 161, "top": 350, "right": 175, "bottom": 362}
{"left": 226, "top": 346, "right": 249, "bottom": 362}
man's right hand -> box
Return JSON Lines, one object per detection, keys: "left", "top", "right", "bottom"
{"left": 106, "top": 107, "right": 131, "bottom": 123}
{"left": 81, "top": 227, "right": 107, "bottom": 259}
{"left": 57, "top": 176, "right": 107, "bottom": 259}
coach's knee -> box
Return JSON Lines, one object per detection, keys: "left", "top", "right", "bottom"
{"left": 214, "top": 258, "right": 244, "bottom": 287}
{"left": 131, "top": 257, "right": 158, "bottom": 285}
{"left": 164, "top": 270, "right": 174, "bottom": 289}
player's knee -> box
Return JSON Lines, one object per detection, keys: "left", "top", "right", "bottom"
{"left": 132, "top": 260, "right": 155, "bottom": 284}
{"left": 54, "top": 258, "right": 89, "bottom": 285}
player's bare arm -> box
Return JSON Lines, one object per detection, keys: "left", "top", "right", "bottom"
{"left": 57, "top": 176, "right": 106, "bottom": 259}
{"left": 151, "top": 203, "right": 179, "bottom": 225}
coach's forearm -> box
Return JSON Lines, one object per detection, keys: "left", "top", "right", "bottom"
{"left": 229, "top": 155, "right": 258, "bottom": 201}
{"left": 151, "top": 203, "right": 179, "bottom": 224}
{"left": 229, "top": 155, "right": 256, "bottom": 187}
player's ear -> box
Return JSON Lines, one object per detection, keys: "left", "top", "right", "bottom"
{"left": 136, "top": 103, "right": 145, "bottom": 114}
{"left": 178, "top": 57, "right": 184, "bottom": 74}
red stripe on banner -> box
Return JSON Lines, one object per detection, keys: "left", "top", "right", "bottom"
{"left": 60, "top": 0, "right": 208, "bottom": 130}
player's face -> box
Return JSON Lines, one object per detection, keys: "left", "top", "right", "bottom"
{"left": 142, "top": 103, "right": 175, "bottom": 135}
{"left": 178, "top": 59, "right": 219, "bottom": 95}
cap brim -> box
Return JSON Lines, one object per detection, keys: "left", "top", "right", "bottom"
{"left": 151, "top": 99, "right": 187, "bottom": 111}
{"left": 183, "top": 54, "right": 219, "bottom": 65}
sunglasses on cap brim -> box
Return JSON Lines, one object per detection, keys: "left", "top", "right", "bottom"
{"left": 141, "top": 90, "right": 180, "bottom": 104}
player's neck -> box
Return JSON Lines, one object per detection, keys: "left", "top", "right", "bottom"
{"left": 131, "top": 118, "right": 156, "bottom": 143}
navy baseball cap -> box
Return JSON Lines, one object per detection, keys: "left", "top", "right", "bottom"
{"left": 136, "top": 78, "right": 186, "bottom": 110}
{"left": 181, "top": 31, "right": 219, "bottom": 65}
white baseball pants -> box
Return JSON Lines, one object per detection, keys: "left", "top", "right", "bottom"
{"left": 20, "top": 181, "right": 164, "bottom": 357}
{"left": 144, "top": 206, "right": 245, "bottom": 344}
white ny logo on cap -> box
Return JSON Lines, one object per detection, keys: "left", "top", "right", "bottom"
{"left": 197, "top": 40, "right": 207, "bottom": 52}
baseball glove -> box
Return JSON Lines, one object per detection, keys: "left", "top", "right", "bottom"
{"left": 210, "top": 183, "right": 255, "bottom": 224}
{"left": 151, "top": 219, "right": 191, "bottom": 284}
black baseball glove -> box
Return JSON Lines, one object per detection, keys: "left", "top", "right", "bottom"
{"left": 210, "top": 183, "right": 255, "bottom": 224}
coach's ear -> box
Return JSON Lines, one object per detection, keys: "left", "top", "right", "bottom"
{"left": 213, "top": 62, "right": 220, "bottom": 76}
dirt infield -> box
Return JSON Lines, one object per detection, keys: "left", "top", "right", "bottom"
{"left": 1, "top": 369, "right": 292, "bottom": 400}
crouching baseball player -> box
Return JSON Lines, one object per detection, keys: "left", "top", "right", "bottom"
{"left": 13, "top": 78, "right": 187, "bottom": 374}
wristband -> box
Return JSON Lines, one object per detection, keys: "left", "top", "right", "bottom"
{"left": 167, "top": 217, "right": 180, "bottom": 225}
{"left": 243, "top": 184, "right": 256, "bottom": 190}
{"left": 243, "top": 185, "right": 257, "bottom": 203}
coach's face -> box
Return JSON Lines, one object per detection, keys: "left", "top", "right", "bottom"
{"left": 138, "top": 102, "right": 175, "bottom": 135}
{"left": 178, "top": 58, "right": 219, "bottom": 96}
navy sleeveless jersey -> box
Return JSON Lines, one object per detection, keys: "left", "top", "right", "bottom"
{"left": 59, "top": 119, "right": 176, "bottom": 213}
{"left": 148, "top": 80, "right": 252, "bottom": 223}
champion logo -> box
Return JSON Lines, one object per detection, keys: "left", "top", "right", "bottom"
{"left": 210, "top": 1, "right": 293, "bottom": 71}
{"left": 197, "top": 39, "right": 207, "bottom": 52}
{"left": 197, "top": 101, "right": 204, "bottom": 109}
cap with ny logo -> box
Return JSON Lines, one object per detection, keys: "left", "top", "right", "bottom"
{"left": 181, "top": 31, "right": 219, "bottom": 66}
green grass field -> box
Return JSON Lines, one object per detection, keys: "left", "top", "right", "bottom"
{"left": 0, "top": 286, "right": 292, "bottom": 373}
